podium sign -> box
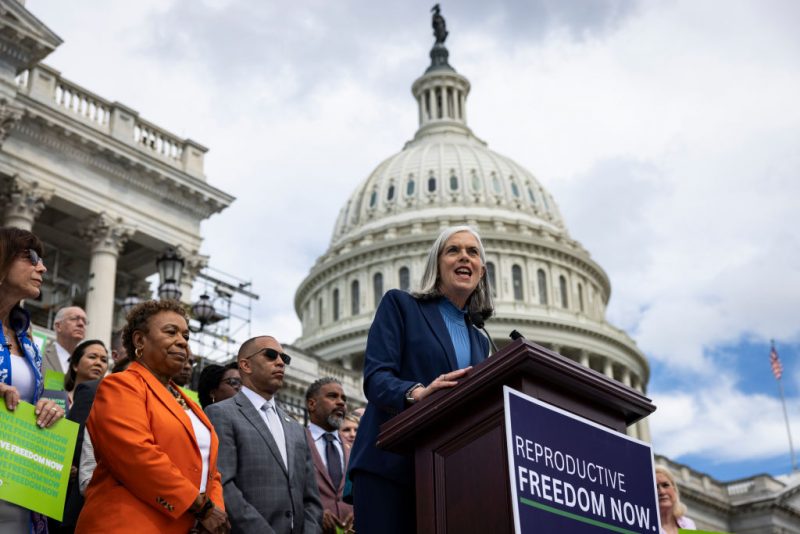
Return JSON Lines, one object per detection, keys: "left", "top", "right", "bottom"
{"left": 504, "top": 387, "right": 659, "bottom": 534}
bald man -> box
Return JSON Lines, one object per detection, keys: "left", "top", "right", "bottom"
{"left": 206, "top": 335, "right": 322, "bottom": 533}
{"left": 43, "top": 306, "right": 87, "bottom": 375}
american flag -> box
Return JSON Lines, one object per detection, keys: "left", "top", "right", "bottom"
{"left": 771, "top": 345, "right": 783, "bottom": 381}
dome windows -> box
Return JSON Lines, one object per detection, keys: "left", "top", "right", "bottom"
{"left": 387, "top": 184, "right": 396, "bottom": 202}
{"left": 559, "top": 275, "right": 569, "bottom": 309}
{"left": 578, "top": 283, "right": 584, "bottom": 313}
{"left": 537, "top": 269, "right": 548, "bottom": 305}
{"left": 332, "top": 288, "right": 340, "bottom": 321}
{"left": 428, "top": 174, "right": 437, "bottom": 192}
{"left": 373, "top": 272, "right": 384, "bottom": 306}
{"left": 369, "top": 190, "right": 378, "bottom": 209}
{"left": 512, "top": 264, "right": 524, "bottom": 301}
{"left": 399, "top": 266, "right": 410, "bottom": 291}
{"left": 527, "top": 185, "right": 537, "bottom": 205}
{"left": 510, "top": 180, "right": 520, "bottom": 198}
{"left": 406, "top": 175, "right": 416, "bottom": 197}
{"left": 449, "top": 172, "right": 458, "bottom": 191}
{"left": 491, "top": 173, "right": 502, "bottom": 195}
{"left": 486, "top": 261, "right": 497, "bottom": 297}
{"left": 470, "top": 170, "right": 481, "bottom": 192}
{"left": 351, "top": 280, "right": 360, "bottom": 315}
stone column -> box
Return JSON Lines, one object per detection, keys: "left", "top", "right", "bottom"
{"left": 603, "top": 357, "right": 614, "bottom": 380}
{"left": 82, "top": 213, "right": 133, "bottom": 346}
{"left": 638, "top": 415, "right": 652, "bottom": 443}
{"left": 620, "top": 367, "right": 632, "bottom": 388}
{"left": 1, "top": 176, "right": 53, "bottom": 230}
{"left": 578, "top": 349, "right": 590, "bottom": 368}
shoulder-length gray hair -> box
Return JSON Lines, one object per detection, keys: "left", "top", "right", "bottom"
{"left": 413, "top": 225, "right": 494, "bottom": 320}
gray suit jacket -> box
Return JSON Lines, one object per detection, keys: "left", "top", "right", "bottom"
{"left": 42, "top": 340, "right": 64, "bottom": 375}
{"left": 206, "top": 391, "right": 322, "bottom": 534}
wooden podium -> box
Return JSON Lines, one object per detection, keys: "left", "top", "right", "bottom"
{"left": 377, "top": 338, "right": 656, "bottom": 533}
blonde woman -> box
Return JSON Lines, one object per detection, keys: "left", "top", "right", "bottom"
{"left": 656, "top": 465, "right": 696, "bottom": 533}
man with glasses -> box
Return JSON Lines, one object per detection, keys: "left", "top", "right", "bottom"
{"left": 206, "top": 336, "right": 322, "bottom": 534}
{"left": 43, "top": 306, "right": 88, "bottom": 374}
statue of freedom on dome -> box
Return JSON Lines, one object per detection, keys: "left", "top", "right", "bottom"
{"left": 431, "top": 4, "right": 448, "bottom": 44}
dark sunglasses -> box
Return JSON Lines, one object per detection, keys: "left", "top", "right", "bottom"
{"left": 245, "top": 347, "right": 291, "bottom": 365}
{"left": 221, "top": 377, "right": 242, "bottom": 388}
{"left": 22, "top": 249, "right": 43, "bottom": 266}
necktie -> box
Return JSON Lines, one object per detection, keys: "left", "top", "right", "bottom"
{"left": 262, "top": 402, "right": 287, "bottom": 468}
{"left": 323, "top": 433, "right": 342, "bottom": 489}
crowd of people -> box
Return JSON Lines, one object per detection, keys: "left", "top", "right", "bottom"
{"left": 0, "top": 224, "right": 696, "bottom": 533}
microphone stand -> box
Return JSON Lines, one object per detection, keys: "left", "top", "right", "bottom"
{"left": 468, "top": 312, "right": 499, "bottom": 354}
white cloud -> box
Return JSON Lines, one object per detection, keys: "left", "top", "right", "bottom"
{"left": 650, "top": 375, "right": 800, "bottom": 462}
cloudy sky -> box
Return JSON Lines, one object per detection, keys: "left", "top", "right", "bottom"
{"left": 27, "top": 0, "right": 800, "bottom": 481}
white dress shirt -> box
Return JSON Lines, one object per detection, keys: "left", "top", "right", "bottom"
{"left": 240, "top": 386, "right": 288, "bottom": 468}
{"left": 55, "top": 342, "right": 70, "bottom": 373}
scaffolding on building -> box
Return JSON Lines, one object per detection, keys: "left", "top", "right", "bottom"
{"left": 188, "top": 266, "right": 259, "bottom": 366}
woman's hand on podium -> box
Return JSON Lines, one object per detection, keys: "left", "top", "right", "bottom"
{"left": 411, "top": 367, "right": 472, "bottom": 404}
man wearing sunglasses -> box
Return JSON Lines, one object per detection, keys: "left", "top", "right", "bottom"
{"left": 206, "top": 336, "right": 322, "bottom": 534}
{"left": 43, "top": 305, "right": 88, "bottom": 375}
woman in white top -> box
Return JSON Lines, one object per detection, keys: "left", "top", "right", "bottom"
{"left": 0, "top": 227, "right": 65, "bottom": 533}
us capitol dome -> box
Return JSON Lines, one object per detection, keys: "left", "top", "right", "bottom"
{"left": 294, "top": 17, "right": 650, "bottom": 440}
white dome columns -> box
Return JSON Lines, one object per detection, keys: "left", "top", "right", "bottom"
{"left": 411, "top": 70, "right": 472, "bottom": 137}
{"left": 81, "top": 213, "right": 134, "bottom": 346}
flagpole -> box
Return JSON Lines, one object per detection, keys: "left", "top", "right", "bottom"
{"left": 772, "top": 340, "right": 797, "bottom": 472}
{"left": 777, "top": 378, "right": 798, "bottom": 471}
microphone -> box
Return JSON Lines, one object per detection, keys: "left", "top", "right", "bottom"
{"left": 468, "top": 311, "right": 499, "bottom": 354}
{"left": 509, "top": 330, "right": 525, "bottom": 341}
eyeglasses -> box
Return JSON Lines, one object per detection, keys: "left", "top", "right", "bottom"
{"left": 244, "top": 347, "right": 291, "bottom": 365}
{"left": 22, "top": 249, "right": 43, "bottom": 266}
{"left": 221, "top": 377, "right": 242, "bottom": 388}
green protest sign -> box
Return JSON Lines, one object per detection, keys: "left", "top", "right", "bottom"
{"left": 44, "top": 369, "right": 65, "bottom": 391}
{"left": 0, "top": 401, "right": 78, "bottom": 520}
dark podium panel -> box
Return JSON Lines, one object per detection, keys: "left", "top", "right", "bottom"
{"left": 377, "top": 338, "right": 656, "bottom": 534}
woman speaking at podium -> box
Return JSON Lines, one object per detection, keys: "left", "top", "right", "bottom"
{"left": 349, "top": 225, "right": 493, "bottom": 533}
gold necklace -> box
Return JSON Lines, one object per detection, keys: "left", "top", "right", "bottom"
{"left": 167, "top": 384, "right": 189, "bottom": 410}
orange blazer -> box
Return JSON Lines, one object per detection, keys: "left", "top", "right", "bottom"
{"left": 76, "top": 362, "right": 224, "bottom": 533}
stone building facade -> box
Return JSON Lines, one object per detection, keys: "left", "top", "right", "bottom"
{"left": 0, "top": 1, "right": 233, "bottom": 346}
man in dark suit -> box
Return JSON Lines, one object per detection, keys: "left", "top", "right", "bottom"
{"left": 304, "top": 378, "right": 353, "bottom": 534}
{"left": 206, "top": 336, "right": 322, "bottom": 534}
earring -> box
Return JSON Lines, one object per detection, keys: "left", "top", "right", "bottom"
{"left": 210, "top": 393, "right": 216, "bottom": 403}
{"left": 135, "top": 347, "right": 143, "bottom": 359}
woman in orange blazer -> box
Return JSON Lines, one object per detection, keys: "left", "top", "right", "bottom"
{"left": 76, "top": 300, "right": 229, "bottom": 533}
